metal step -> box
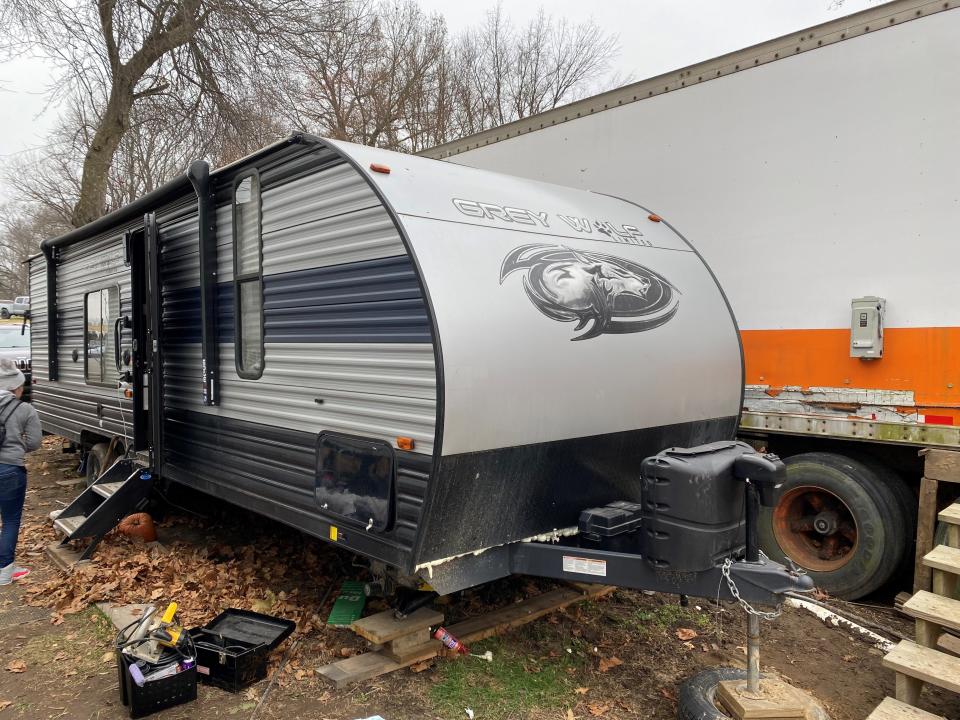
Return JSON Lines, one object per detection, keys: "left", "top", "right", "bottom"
{"left": 91, "top": 482, "right": 125, "bottom": 499}
{"left": 54, "top": 515, "right": 87, "bottom": 538}
{"left": 867, "top": 697, "right": 944, "bottom": 720}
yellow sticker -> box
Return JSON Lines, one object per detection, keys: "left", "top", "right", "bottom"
{"left": 329, "top": 526, "right": 338, "bottom": 541}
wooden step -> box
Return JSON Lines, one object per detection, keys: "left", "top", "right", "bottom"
{"left": 883, "top": 640, "right": 960, "bottom": 695}
{"left": 903, "top": 591, "right": 960, "bottom": 634}
{"left": 92, "top": 481, "right": 124, "bottom": 499}
{"left": 53, "top": 515, "right": 86, "bottom": 537}
{"left": 867, "top": 697, "right": 944, "bottom": 720}
{"left": 923, "top": 545, "right": 960, "bottom": 575}
{"left": 938, "top": 503, "right": 960, "bottom": 526}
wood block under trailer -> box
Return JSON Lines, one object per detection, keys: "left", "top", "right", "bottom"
{"left": 316, "top": 583, "right": 615, "bottom": 687}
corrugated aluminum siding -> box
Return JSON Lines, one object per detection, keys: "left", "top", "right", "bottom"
{"left": 28, "top": 260, "right": 47, "bottom": 382}
{"left": 159, "top": 156, "right": 437, "bottom": 455}
{"left": 29, "top": 235, "right": 135, "bottom": 444}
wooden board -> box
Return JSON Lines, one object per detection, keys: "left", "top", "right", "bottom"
{"left": 716, "top": 679, "right": 805, "bottom": 719}
{"left": 867, "top": 697, "right": 945, "bottom": 720}
{"left": 449, "top": 585, "right": 614, "bottom": 645}
{"left": 44, "top": 541, "right": 88, "bottom": 572}
{"left": 921, "top": 449, "right": 960, "bottom": 484}
{"left": 903, "top": 591, "right": 960, "bottom": 633}
{"left": 936, "top": 631, "right": 960, "bottom": 657}
{"left": 882, "top": 640, "right": 960, "bottom": 694}
{"left": 316, "top": 651, "right": 403, "bottom": 688}
{"left": 350, "top": 607, "right": 443, "bottom": 644}
{"left": 913, "top": 477, "right": 939, "bottom": 594}
{"left": 317, "top": 583, "right": 615, "bottom": 687}
{"left": 922, "top": 545, "right": 960, "bottom": 575}
{"left": 938, "top": 503, "right": 960, "bottom": 527}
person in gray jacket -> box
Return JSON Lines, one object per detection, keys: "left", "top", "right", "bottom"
{"left": 0, "top": 358, "right": 42, "bottom": 585}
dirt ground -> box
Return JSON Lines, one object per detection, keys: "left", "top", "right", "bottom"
{"left": 1, "top": 439, "right": 958, "bottom": 720}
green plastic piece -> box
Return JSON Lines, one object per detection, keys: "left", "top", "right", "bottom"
{"left": 326, "top": 580, "right": 367, "bottom": 626}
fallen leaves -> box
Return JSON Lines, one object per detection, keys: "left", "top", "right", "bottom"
{"left": 587, "top": 701, "right": 609, "bottom": 716}
{"left": 675, "top": 628, "right": 698, "bottom": 641}
{"left": 410, "top": 659, "right": 434, "bottom": 673}
{"left": 597, "top": 656, "right": 622, "bottom": 673}
{"left": 5, "top": 660, "right": 26, "bottom": 674}
{"left": 0, "top": 699, "right": 12, "bottom": 711}
{"left": 574, "top": 686, "right": 590, "bottom": 695}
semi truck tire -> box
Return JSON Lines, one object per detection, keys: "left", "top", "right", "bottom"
{"left": 758, "top": 452, "right": 906, "bottom": 599}
{"left": 85, "top": 442, "right": 109, "bottom": 487}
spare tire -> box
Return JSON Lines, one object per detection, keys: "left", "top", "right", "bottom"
{"left": 677, "top": 667, "right": 748, "bottom": 720}
{"left": 678, "top": 667, "right": 830, "bottom": 720}
{"left": 758, "top": 452, "right": 906, "bottom": 599}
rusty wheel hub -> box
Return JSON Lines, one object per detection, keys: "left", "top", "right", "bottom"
{"left": 772, "top": 485, "right": 858, "bottom": 572}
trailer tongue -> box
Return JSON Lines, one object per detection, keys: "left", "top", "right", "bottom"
{"left": 421, "top": 439, "right": 812, "bottom": 606}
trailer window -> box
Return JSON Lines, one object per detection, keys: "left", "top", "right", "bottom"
{"left": 316, "top": 433, "right": 394, "bottom": 532}
{"left": 84, "top": 287, "right": 119, "bottom": 384}
{"left": 233, "top": 172, "right": 264, "bottom": 379}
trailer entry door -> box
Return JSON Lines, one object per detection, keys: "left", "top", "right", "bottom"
{"left": 124, "top": 214, "right": 165, "bottom": 471}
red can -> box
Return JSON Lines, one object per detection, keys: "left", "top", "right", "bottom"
{"left": 433, "top": 626, "right": 469, "bottom": 655}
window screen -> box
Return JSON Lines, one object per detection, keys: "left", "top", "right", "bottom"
{"left": 316, "top": 433, "right": 394, "bottom": 532}
{"left": 84, "top": 287, "right": 119, "bottom": 384}
{"left": 233, "top": 172, "right": 264, "bottom": 378}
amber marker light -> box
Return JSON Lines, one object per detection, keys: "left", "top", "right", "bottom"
{"left": 648, "top": 214, "right": 662, "bottom": 222}
{"left": 370, "top": 163, "right": 391, "bottom": 174}
{"left": 397, "top": 436, "right": 415, "bottom": 451}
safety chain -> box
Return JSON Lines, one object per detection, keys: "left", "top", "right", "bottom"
{"left": 721, "top": 557, "right": 783, "bottom": 621}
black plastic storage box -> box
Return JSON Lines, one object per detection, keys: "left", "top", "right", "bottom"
{"left": 116, "top": 649, "right": 197, "bottom": 719}
{"left": 190, "top": 609, "right": 295, "bottom": 693}
{"left": 578, "top": 501, "right": 644, "bottom": 553}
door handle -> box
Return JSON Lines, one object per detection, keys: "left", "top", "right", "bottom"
{"left": 114, "top": 316, "right": 132, "bottom": 372}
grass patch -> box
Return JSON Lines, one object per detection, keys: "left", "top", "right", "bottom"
{"left": 429, "top": 637, "right": 582, "bottom": 720}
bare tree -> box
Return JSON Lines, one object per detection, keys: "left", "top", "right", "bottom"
{"left": 0, "top": 203, "right": 67, "bottom": 297}
{"left": 279, "top": 1, "right": 619, "bottom": 152}
{"left": 450, "top": 5, "right": 619, "bottom": 136}
{"left": 0, "top": 0, "right": 338, "bottom": 227}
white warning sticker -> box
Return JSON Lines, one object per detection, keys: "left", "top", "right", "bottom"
{"left": 562, "top": 555, "right": 607, "bottom": 577}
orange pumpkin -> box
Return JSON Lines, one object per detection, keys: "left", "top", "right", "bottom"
{"left": 118, "top": 513, "right": 157, "bottom": 543}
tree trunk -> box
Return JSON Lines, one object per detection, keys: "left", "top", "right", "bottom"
{"left": 70, "top": 79, "right": 135, "bottom": 227}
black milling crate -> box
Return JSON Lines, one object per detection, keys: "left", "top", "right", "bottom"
{"left": 116, "top": 649, "right": 197, "bottom": 719}
{"left": 190, "top": 609, "right": 296, "bottom": 693}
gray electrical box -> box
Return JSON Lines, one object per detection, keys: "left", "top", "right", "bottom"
{"left": 850, "top": 296, "right": 885, "bottom": 359}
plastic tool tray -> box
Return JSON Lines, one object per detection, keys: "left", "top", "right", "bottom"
{"left": 190, "top": 609, "right": 295, "bottom": 693}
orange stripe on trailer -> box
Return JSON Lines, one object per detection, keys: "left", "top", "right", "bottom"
{"left": 740, "top": 327, "right": 960, "bottom": 410}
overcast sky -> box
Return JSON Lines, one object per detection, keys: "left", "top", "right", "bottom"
{"left": 0, "top": 1, "right": 877, "bottom": 188}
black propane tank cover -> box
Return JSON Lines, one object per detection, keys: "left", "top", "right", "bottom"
{"left": 640, "top": 440, "right": 757, "bottom": 573}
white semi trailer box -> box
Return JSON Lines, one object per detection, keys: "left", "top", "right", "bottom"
{"left": 424, "top": 0, "right": 960, "bottom": 599}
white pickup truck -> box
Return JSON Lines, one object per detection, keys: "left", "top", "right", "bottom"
{"left": 0, "top": 296, "right": 30, "bottom": 319}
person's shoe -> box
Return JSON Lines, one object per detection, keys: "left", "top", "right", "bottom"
{"left": 0, "top": 564, "right": 30, "bottom": 585}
